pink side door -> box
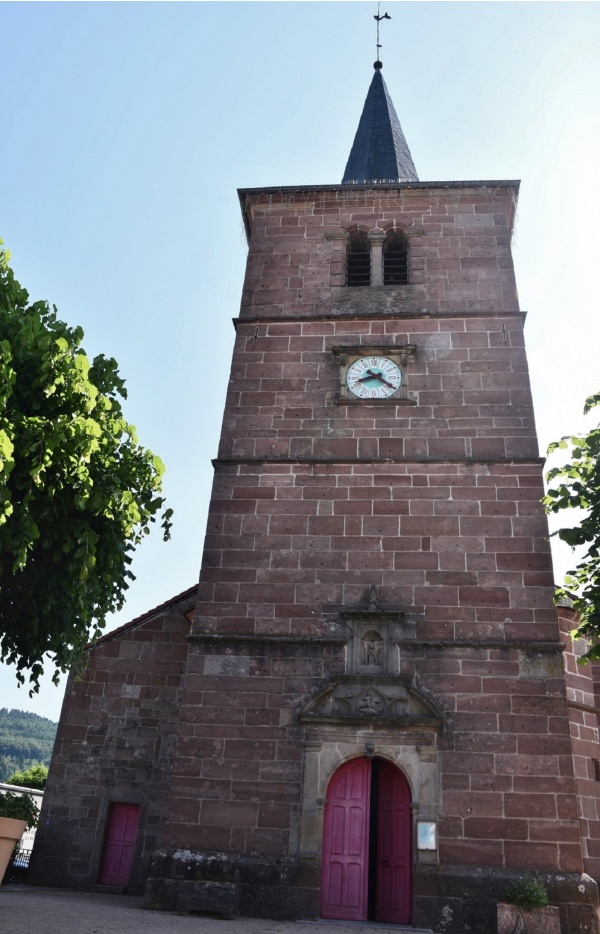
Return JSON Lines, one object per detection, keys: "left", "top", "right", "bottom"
{"left": 99, "top": 803, "right": 140, "bottom": 886}
{"left": 320, "top": 758, "right": 371, "bottom": 921}
{"left": 375, "top": 759, "right": 412, "bottom": 924}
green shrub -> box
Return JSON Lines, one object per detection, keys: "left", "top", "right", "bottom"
{"left": 504, "top": 878, "right": 549, "bottom": 911}
{"left": 6, "top": 763, "right": 48, "bottom": 790}
{"left": 0, "top": 792, "right": 39, "bottom": 829}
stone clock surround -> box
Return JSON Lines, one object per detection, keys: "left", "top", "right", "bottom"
{"left": 332, "top": 343, "right": 416, "bottom": 403}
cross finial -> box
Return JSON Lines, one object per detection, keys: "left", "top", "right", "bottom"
{"left": 374, "top": 2, "right": 391, "bottom": 69}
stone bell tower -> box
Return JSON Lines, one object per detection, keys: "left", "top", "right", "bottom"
{"left": 146, "top": 62, "right": 600, "bottom": 932}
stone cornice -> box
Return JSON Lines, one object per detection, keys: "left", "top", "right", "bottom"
{"left": 567, "top": 699, "right": 600, "bottom": 717}
{"left": 188, "top": 632, "right": 345, "bottom": 647}
{"left": 401, "top": 640, "right": 565, "bottom": 653}
{"left": 238, "top": 180, "right": 520, "bottom": 199}
{"left": 188, "top": 633, "right": 565, "bottom": 653}
{"left": 233, "top": 308, "right": 526, "bottom": 329}
{"left": 212, "top": 455, "right": 544, "bottom": 468}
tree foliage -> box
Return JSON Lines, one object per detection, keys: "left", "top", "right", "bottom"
{"left": 6, "top": 763, "right": 48, "bottom": 790}
{"left": 543, "top": 391, "right": 600, "bottom": 662}
{"left": 0, "top": 791, "right": 39, "bottom": 829}
{"left": 504, "top": 878, "right": 548, "bottom": 912}
{"left": 0, "top": 708, "right": 56, "bottom": 782}
{"left": 0, "top": 244, "right": 172, "bottom": 690}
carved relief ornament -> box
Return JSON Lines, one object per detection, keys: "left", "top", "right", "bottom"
{"left": 299, "top": 675, "right": 443, "bottom": 731}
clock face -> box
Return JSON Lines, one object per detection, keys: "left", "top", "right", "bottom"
{"left": 346, "top": 356, "right": 402, "bottom": 399}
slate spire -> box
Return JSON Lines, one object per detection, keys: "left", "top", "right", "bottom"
{"left": 342, "top": 62, "right": 418, "bottom": 185}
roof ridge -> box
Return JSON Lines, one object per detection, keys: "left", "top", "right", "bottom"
{"left": 84, "top": 584, "right": 198, "bottom": 649}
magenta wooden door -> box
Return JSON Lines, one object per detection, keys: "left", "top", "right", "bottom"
{"left": 320, "top": 758, "right": 371, "bottom": 920}
{"left": 375, "top": 759, "right": 412, "bottom": 923}
{"left": 99, "top": 803, "right": 140, "bottom": 886}
{"left": 321, "top": 758, "right": 412, "bottom": 923}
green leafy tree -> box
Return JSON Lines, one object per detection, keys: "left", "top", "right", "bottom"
{"left": 543, "top": 391, "right": 600, "bottom": 662}
{"left": 6, "top": 763, "right": 48, "bottom": 790}
{"left": 0, "top": 710, "right": 57, "bottom": 780}
{"left": 0, "top": 243, "right": 172, "bottom": 690}
{"left": 0, "top": 791, "right": 39, "bottom": 829}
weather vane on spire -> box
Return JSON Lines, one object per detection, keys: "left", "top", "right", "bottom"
{"left": 374, "top": 2, "right": 391, "bottom": 69}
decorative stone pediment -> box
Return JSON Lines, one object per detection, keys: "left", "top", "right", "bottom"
{"left": 299, "top": 675, "right": 442, "bottom": 731}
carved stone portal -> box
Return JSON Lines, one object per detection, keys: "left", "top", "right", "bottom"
{"left": 297, "top": 738, "right": 441, "bottom": 862}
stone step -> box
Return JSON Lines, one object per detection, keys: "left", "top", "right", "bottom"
{"left": 305, "top": 922, "right": 434, "bottom": 933}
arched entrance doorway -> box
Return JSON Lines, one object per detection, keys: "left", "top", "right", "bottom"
{"left": 320, "top": 757, "right": 412, "bottom": 924}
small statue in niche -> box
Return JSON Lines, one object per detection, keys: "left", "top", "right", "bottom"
{"left": 361, "top": 630, "right": 383, "bottom": 667}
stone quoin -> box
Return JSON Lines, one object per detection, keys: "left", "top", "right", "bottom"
{"left": 29, "top": 60, "right": 600, "bottom": 934}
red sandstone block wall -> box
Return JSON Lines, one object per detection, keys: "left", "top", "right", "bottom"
{"left": 163, "top": 182, "right": 584, "bottom": 879}
{"left": 559, "top": 605, "right": 600, "bottom": 878}
{"left": 403, "top": 642, "right": 582, "bottom": 873}
{"left": 239, "top": 186, "right": 518, "bottom": 316}
{"left": 218, "top": 315, "right": 536, "bottom": 462}
{"left": 29, "top": 595, "right": 193, "bottom": 892}
{"left": 195, "top": 461, "right": 555, "bottom": 640}
{"left": 163, "top": 458, "right": 576, "bottom": 872}
{"left": 164, "top": 639, "right": 343, "bottom": 855}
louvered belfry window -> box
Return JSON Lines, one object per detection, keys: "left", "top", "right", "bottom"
{"left": 383, "top": 230, "right": 409, "bottom": 285}
{"left": 346, "top": 230, "right": 370, "bottom": 287}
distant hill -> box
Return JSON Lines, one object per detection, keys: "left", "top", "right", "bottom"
{"left": 0, "top": 708, "right": 58, "bottom": 782}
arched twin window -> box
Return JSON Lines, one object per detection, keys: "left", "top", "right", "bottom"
{"left": 346, "top": 228, "right": 409, "bottom": 287}
{"left": 346, "top": 230, "right": 371, "bottom": 287}
{"left": 383, "top": 231, "right": 409, "bottom": 285}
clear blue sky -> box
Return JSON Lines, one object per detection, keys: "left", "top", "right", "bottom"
{"left": 1, "top": 1, "right": 599, "bottom": 722}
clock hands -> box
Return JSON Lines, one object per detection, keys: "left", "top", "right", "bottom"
{"left": 358, "top": 368, "right": 395, "bottom": 390}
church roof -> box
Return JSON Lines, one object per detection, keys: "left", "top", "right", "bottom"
{"left": 342, "top": 63, "right": 418, "bottom": 185}
{"left": 84, "top": 584, "right": 198, "bottom": 649}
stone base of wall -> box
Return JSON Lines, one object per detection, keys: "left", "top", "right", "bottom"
{"left": 144, "top": 851, "right": 600, "bottom": 934}
{"left": 415, "top": 867, "right": 600, "bottom": 934}
{"left": 498, "top": 903, "right": 560, "bottom": 934}
{"left": 144, "top": 850, "right": 320, "bottom": 920}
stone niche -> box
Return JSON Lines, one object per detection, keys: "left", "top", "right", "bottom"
{"left": 325, "top": 584, "right": 418, "bottom": 676}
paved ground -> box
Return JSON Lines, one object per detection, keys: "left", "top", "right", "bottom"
{"left": 0, "top": 886, "right": 435, "bottom": 934}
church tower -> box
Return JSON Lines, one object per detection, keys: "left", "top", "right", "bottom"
{"left": 143, "top": 63, "right": 600, "bottom": 931}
